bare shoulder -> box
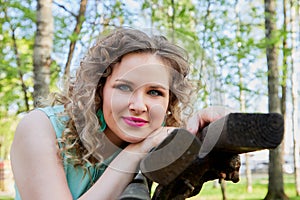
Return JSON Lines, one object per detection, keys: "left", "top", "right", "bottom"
{"left": 14, "top": 109, "right": 56, "bottom": 141}
{"left": 11, "top": 109, "right": 57, "bottom": 160}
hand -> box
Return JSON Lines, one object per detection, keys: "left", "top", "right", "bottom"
{"left": 186, "top": 106, "right": 233, "bottom": 135}
{"left": 128, "top": 127, "right": 177, "bottom": 154}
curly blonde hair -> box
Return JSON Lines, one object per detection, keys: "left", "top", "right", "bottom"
{"left": 48, "top": 28, "right": 195, "bottom": 167}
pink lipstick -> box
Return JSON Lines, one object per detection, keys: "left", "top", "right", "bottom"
{"left": 123, "top": 117, "right": 148, "bottom": 127}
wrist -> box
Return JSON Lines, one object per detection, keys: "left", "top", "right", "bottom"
{"left": 125, "top": 142, "right": 149, "bottom": 156}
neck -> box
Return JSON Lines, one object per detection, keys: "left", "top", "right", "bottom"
{"left": 100, "top": 128, "right": 127, "bottom": 159}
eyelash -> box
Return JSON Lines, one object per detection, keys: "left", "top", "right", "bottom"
{"left": 148, "top": 90, "right": 164, "bottom": 97}
{"left": 114, "top": 84, "right": 132, "bottom": 92}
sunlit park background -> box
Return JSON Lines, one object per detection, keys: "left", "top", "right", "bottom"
{"left": 0, "top": 0, "right": 300, "bottom": 199}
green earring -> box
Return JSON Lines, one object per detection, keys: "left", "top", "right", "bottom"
{"left": 97, "top": 109, "right": 107, "bottom": 132}
{"left": 162, "top": 115, "right": 166, "bottom": 127}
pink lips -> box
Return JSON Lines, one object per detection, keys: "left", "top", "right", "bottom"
{"left": 123, "top": 117, "right": 148, "bottom": 127}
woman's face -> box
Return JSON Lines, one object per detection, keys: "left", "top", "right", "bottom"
{"left": 102, "top": 53, "right": 170, "bottom": 145}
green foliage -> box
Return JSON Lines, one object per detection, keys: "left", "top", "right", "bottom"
{"left": 141, "top": 0, "right": 211, "bottom": 107}
{"left": 0, "top": 0, "right": 36, "bottom": 111}
{"left": 0, "top": 112, "right": 18, "bottom": 160}
{"left": 0, "top": 0, "right": 37, "bottom": 159}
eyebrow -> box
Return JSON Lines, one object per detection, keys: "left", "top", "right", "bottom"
{"left": 148, "top": 85, "right": 168, "bottom": 91}
{"left": 115, "top": 79, "right": 134, "bottom": 85}
{"left": 115, "top": 79, "right": 169, "bottom": 90}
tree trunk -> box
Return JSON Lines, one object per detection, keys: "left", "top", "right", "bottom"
{"left": 291, "top": 36, "right": 300, "bottom": 196}
{"left": 281, "top": 0, "right": 288, "bottom": 164}
{"left": 63, "top": 0, "right": 87, "bottom": 78}
{"left": 264, "top": 0, "right": 288, "bottom": 199}
{"left": 33, "top": 0, "right": 53, "bottom": 106}
{"left": 4, "top": 9, "right": 30, "bottom": 112}
{"left": 290, "top": 0, "right": 300, "bottom": 195}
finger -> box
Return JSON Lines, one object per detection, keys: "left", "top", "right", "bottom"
{"left": 146, "top": 127, "right": 175, "bottom": 148}
{"left": 200, "top": 106, "right": 233, "bottom": 124}
{"left": 186, "top": 113, "right": 200, "bottom": 135}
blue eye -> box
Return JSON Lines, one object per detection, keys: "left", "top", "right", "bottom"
{"left": 148, "top": 90, "right": 163, "bottom": 96}
{"left": 116, "top": 84, "right": 131, "bottom": 92}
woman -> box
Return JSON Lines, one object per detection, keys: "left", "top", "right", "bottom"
{"left": 10, "top": 28, "right": 227, "bottom": 199}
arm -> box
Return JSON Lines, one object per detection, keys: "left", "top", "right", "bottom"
{"left": 10, "top": 110, "right": 73, "bottom": 200}
{"left": 79, "top": 143, "right": 146, "bottom": 199}
{"left": 82, "top": 126, "right": 174, "bottom": 199}
{"left": 11, "top": 110, "right": 172, "bottom": 200}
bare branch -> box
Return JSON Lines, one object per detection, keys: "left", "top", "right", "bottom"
{"left": 53, "top": 1, "right": 76, "bottom": 17}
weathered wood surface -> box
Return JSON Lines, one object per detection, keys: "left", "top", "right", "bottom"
{"left": 119, "top": 113, "right": 284, "bottom": 200}
{"left": 118, "top": 172, "right": 151, "bottom": 200}
{"left": 151, "top": 152, "right": 241, "bottom": 199}
{"left": 198, "top": 112, "right": 284, "bottom": 154}
{"left": 140, "top": 128, "right": 201, "bottom": 186}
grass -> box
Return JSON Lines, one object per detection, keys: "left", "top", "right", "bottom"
{"left": 0, "top": 197, "right": 12, "bottom": 200}
{"left": 189, "top": 173, "right": 300, "bottom": 200}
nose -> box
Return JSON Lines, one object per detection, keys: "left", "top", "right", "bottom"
{"left": 129, "top": 91, "right": 147, "bottom": 114}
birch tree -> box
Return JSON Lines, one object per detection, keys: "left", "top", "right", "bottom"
{"left": 33, "top": 0, "right": 53, "bottom": 106}
{"left": 281, "top": 0, "right": 288, "bottom": 169}
{"left": 291, "top": 28, "right": 300, "bottom": 196}
{"left": 290, "top": 0, "right": 300, "bottom": 195}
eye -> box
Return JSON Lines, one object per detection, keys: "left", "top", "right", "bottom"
{"left": 148, "top": 90, "right": 163, "bottom": 97}
{"left": 115, "top": 84, "right": 132, "bottom": 92}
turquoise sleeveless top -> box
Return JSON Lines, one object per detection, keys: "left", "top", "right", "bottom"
{"left": 14, "top": 105, "right": 120, "bottom": 199}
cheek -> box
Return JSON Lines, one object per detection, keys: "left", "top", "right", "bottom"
{"left": 149, "top": 102, "right": 168, "bottom": 127}
{"left": 103, "top": 88, "right": 129, "bottom": 120}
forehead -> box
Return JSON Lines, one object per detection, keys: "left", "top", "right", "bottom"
{"left": 110, "top": 53, "right": 170, "bottom": 86}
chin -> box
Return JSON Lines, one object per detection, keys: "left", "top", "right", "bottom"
{"left": 124, "top": 137, "right": 144, "bottom": 144}
{"left": 120, "top": 132, "right": 148, "bottom": 143}
{"left": 119, "top": 128, "right": 151, "bottom": 143}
